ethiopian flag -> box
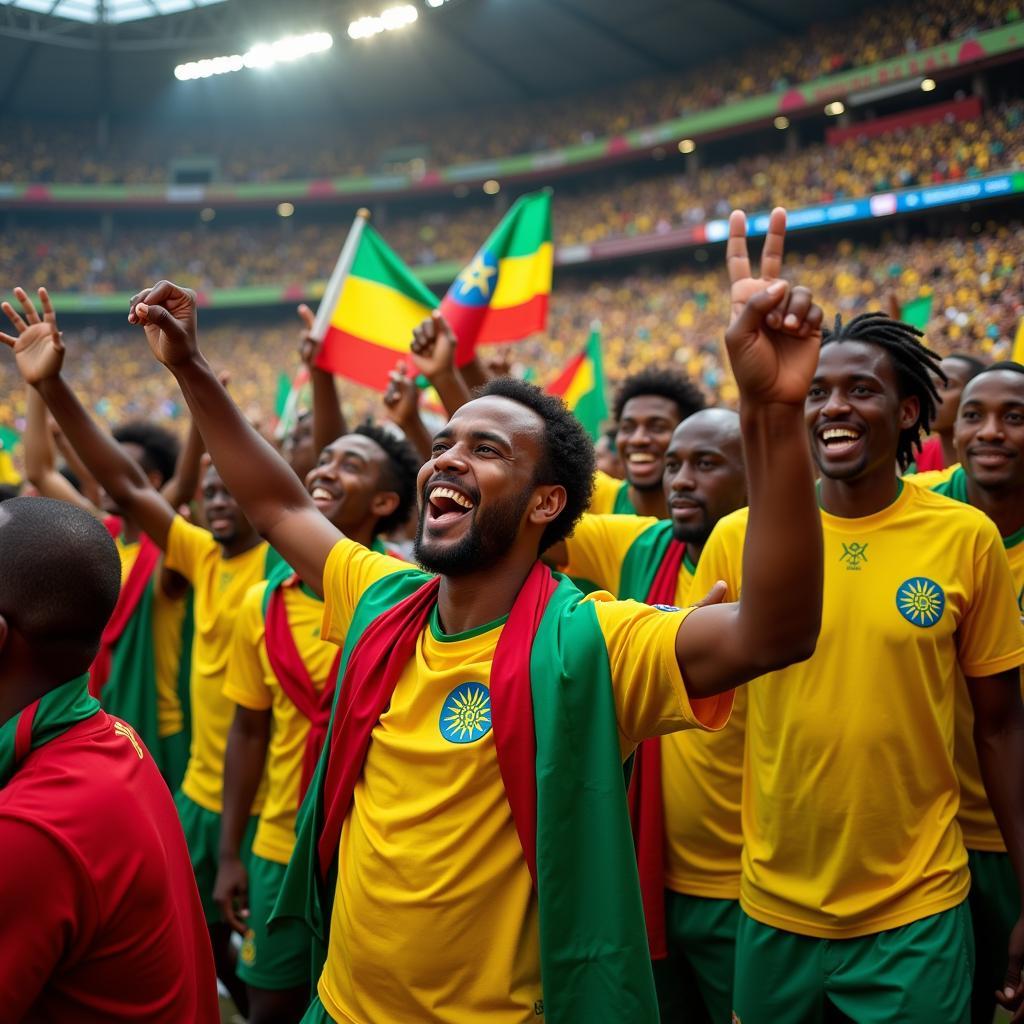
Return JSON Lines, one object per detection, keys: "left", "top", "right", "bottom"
{"left": 313, "top": 212, "right": 438, "bottom": 392}
{"left": 441, "top": 191, "right": 552, "bottom": 366}
{"left": 547, "top": 322, "right": 608, "bottom": 441}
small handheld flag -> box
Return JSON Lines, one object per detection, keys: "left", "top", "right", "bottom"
{"left": 547, "top": 322, "right": 608, "bottom": 441}
{"left": 440, "top": 190, "right": 553, "bottom": 366}
{"left": 312, "top": 211, "right": 439, "bottom": 392}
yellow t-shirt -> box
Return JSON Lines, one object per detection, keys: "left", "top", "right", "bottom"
{"left": 224, "top": 579, "right": 339, "bottom": 864}
{"left": 165, "top": 516, "right": 270, "bottom": 813}
{"left": 694, "top": 484, "right": 1024, "bottom": 939}
{"left": 904, "top": 463, "right": 960, "bottom": 489}
{"left": 114, "top": 536, "right": 187, "bottom": 739}
{"left": 953, "top": 532, "right": 1024, "bottom": 851}
{"left": 564, "top": 513, "right": 746, "bottom": 899}
{"left": 589, "top": 469, "right": 632, "bottom": 515}
{"left": 316, "top": 539, "right": 733, "bottom": 1024}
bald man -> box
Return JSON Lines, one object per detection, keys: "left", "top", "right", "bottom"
{"left": 549, "top": 409, "right": 749, "bottom": 1023}
{"left": 0, "top": 497, "right": 218, "bottom": 1023}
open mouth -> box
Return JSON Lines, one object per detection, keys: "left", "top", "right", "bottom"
{"left": 310, "top": 485, "right": 340, "bottom": 508}
{"left": 626, "top": 451, "right": 660, "bottom": 477}
{"left": 818, "top": 426, "right": 863, "bottom": 457}
{"left": 426, "top": 484, "right": 476, "bottom": 527}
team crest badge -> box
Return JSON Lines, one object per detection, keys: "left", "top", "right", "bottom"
{"left": 652, "top": 604, "right": 680, "bottom": 612}
{"left": 240, "top": 930, "right": 256, "bottom": 965}
{"left": 439, "top": 682, "right": 492, "bottom": 744}
{"left": 896, "top": 577, "right": 945, "bottom": 628}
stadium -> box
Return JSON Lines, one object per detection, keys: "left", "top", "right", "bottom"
{"left": 0, "top": 1, "right": 1022, "bottom": 1023}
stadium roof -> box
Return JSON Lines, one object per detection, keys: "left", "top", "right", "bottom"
{"left": 0, "top": 0, "right": 870, "bottom": 119}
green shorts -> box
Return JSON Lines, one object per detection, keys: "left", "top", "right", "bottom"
{"left": 732, "top": 902, "right": 974, "bottom": 1024}
{"left": 652, "top": 890, "right": 739, "bottom": 1023}
{"left": 967, "top": 848, "right": 1020, "bottom": 1024}
{"left": 299, "top": 992, "right": 332, "bottom": 1023}
{"left": 174, "top": 790, "right": 257, "bottom": 925}
{"left": 236, "top": 853, "right": 311, "bottom": 991}
{"left": 158, "top": 729, "right": 189, "bottom": 793}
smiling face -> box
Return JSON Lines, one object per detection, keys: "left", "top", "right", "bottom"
{"left": 615, "top": 395, "right": 684, "bottom": 492}
{"left": 413, "top": 395, "right": 560, "bottom": 577}
{"left": 805, "top": 341, "right": 919, "bottom": 481}
{"left": 662, "top": 411, "right": 746, "bottom": 547}
{"left": 955, "top": 369, "right": 1024, "bottom": 493}
{"left": 201, "top": 464, "right": 258, "bottom": 549}
{"left": 304, "top": 434, "right": 398, "bottom": 534}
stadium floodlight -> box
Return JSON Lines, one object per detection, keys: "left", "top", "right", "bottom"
{"left": 277, "top": 202, "right": 295, "bottom": 218}
{"left": 678, "top": 138, "right": 696, "bottom": 154}
{"left": 426, "top": 0, "right": 448, "bottom": 6}
{"left": 174, "top": 31, "right": 333, "bottom": 81}
{"left": 348, "top": 4, "right": 418, "bottom": 40}
{"left": 482, "top": 179, "right": 501, "bottom": 195}
{"left": 824, "top": 101, "right": 845, "bottom": 116}
{"left": 774, "top": 116, "right": 790, "bottom": 130}
{"left": 921, "top": 78, "right": 937, "bottom": 92}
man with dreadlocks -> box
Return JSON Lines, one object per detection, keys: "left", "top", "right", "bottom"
{"left": 693, "top": 313, "right": 1024, "bottom": 1022}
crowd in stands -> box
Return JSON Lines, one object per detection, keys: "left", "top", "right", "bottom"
{"left": 2, "top": 222, "right": 1020, "bottom": 451}
{"left": 4, "top": 101, "right": 1022, "bottom": 296}
{"left": 0, "top": 0, "right": 1018, "bottom": 184}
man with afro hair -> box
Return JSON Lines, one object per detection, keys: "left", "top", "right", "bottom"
{"left": 592, "top": 365, "right": 706, "bottom": 518}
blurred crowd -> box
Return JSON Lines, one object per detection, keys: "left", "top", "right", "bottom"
{"left": 1, "top": 221, "right": 1020, "bottom": 451}
{"left": 0, "top": 0, "right": 1018, "bottom": 184}
{"left": 4, "top": 101, "right": 1023, "bottom": 294}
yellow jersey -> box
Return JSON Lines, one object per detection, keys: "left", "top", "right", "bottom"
{"left": 589, "top": 469, "right": 634, "bottom": 515}
{"left": 114, "top": 535, "right": 187, "bottom": 739}
{"left": 693, "top": 483, "right": 1024, "bottom": 938}
{"left": 904, "top": 463, "right": 960, "bottom": 490}
{"left": 563, "top": 513, "right": 745, "bottom": 899}
{"left": 316, "top": 538, "right": 733, "bottom": 1024}
{"left": 224, "top": 580, "right": 339, "bottom": 863}
{"left": 165, "top": 516, "right": 269, "bottom": 813}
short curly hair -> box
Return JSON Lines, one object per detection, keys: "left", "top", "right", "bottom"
{"left": 612, "top": 366, "right": 705, "bottom": 425}
{"left": 113, "top": 421, "right": 180, "bottom": 486}
{"left": 353, "top": 421, "right": 421, "bottom": 537}
{"left": 476, "top": 377, "right": 595, "bottom": 553}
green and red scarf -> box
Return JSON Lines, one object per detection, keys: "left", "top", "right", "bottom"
{"left": 0, "top": 674, "right": 100, "bottom": 788}
{"left": 620, "top": 519, "right": 686, "bottom": 961}
{"left": 272, "top": 561, "right": 658, "bottom": 1022}
{"left": 261, "top": 563, "right": 341, "bottom": 801}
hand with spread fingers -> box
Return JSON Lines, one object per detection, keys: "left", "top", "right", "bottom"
{"left": 724, "top": 207, "right": 823, "bottom": 407}
{"left": 127, "top": 280, "right": 198, "bottom": 367}
{"left": 0, "top": 286, "right": 65, "bottom": 385}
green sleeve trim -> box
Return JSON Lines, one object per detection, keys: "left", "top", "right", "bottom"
{"left": 613, "top": 481, "right": 637, "bottom": 515}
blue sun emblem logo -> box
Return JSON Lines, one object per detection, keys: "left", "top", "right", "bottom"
{"left": 439, "top": 682, "right": 492, "bottom": 744}
{"left": 896, "top": 577, "right": 945, "bottom": 628}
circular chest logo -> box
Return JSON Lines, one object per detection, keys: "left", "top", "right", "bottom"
{"left": 896, "top": 577, "right": 946, "bottom": 628}
{"left": 652, "top": 603, "right": 680, "bottom": 612}
{"left": 439, "top": 682, "right": 492, "bottom": 744}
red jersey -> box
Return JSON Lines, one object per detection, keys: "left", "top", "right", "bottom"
{"left": 0, "top": 711, "right": 219, "bottom": 1023}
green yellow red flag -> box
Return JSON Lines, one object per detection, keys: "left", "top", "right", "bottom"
{"left": 547, "top": 322, "right": 608, "bottom": 441}
{"left": 313, "top": 211, "right": 438, "bottom": 392}
{"left": 441, "top": 191, "right": 553, "bottom": 366}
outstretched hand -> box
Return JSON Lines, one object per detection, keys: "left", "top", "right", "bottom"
{"left": 128, "top": 280, "right": 198, "bottom": 368}
{"left": 0, "top": 286, "right": 65, "bottom": 385}
{"left": 724, "top": 208, "right": 823, "bottom": 407}
{"left": 410, "top": 311, "right": 457, "bottom": 380}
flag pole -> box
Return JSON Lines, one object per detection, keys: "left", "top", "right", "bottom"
{"left": 311, "top": 207, "right": 371, "bottom": 343}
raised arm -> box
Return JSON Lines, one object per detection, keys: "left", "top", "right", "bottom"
{"left": 409, "top": 312, "right": 472, "bottom": 416}
{"left": 383, "top": 360, "right": 432, "bottom": 462}
{"left": 676, "top": 209, "right": 823, "bottom": 697}
{"left": 1, "top": 287, "right": 175, "bottom": 547}
{"left": 298, "top": 303, "right": 348, "bottom": 454}
{"left": 161, "top": 407, "right": 204, "bottom": 511}
{"left": 128, "top": 281, "right": 339, "bottom": 593}
{"left": 22, "top": 381, "right": 95, "bottom": 513}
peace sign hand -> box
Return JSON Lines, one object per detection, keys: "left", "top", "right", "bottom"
{"left": 724, "top": 208, "right": 823, "bottom": 407}
{"left": 0, "top": 286, "right": 66, "bottom": 385}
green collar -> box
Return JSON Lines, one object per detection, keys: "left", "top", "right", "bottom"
{"left": 428, "top": 605, "right": 508, "bottom": 642}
